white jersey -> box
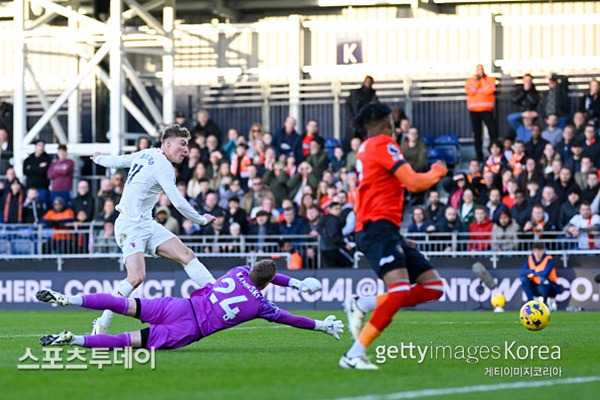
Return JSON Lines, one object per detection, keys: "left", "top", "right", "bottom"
{"left": 95, "top": 149, "right": 207, "bottom": 225}
{"left": 567, "top": 213, "right": 600, "bottom": 249}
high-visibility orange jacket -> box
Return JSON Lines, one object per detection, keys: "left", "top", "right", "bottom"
{"left": 465, "top": 75, "right": 496, "bottom": 112}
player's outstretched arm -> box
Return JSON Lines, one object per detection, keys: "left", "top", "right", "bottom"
{"left": 394, "top": 161, "right": 448, "bottom": 193}
{"left": 91, "top": 151, "right": 136, "bottom": 169}
{"left": 273, "top": 310, "right": 343, "bottom": 340}
{"left": 271, "top": 274, "right": 322, "bottom": 293}
{"left": 156, "top": 167, "right": 215, "bottom": 226}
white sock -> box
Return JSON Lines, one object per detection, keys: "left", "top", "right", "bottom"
{"left": 67, "top": 295, "right": 83, "bottom": 306}
{"left": 72, "top": 336, "right": 85, "bottom": 346}
{"left": 97, "top": 280, "right": 134, "bottom": 327}
{"left": 346, "top": 340, "right": 366, "bottom": 358}
{"left": 356, "top": 296, "right": 377, "bottom": 313}
{"left": 184, "top": 259, "right": 215, "bottom": 287}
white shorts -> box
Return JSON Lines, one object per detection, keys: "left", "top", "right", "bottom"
{"left": 114, "top": 215, "right": 176, "bottom": 260}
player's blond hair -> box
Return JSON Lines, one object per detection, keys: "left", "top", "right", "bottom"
{"left": 250, "top": 259, "right": 277, "bottom": 287}
{"left": 160, "top": 124, "right": 191, "bottom": 142}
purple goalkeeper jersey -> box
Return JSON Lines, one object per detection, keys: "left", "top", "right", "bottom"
{"left": 190, "top": 266, "right": 282, "bottom": 337}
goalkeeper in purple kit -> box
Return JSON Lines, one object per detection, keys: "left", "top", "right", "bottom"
{"left": 36, "top": 259, "right": 343, "bottom": 349}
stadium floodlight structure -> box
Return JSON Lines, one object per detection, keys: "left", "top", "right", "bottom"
{"left": 12, "top": 0, "right": 175, "bottom": 179}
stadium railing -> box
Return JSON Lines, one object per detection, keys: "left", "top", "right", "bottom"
{"left": 365, "top": 231, "right": 600, "bottom": 269}
{"left": 2, "top": 223, "right": 599, "bottom": 270}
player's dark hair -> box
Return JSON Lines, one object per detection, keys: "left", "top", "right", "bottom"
{"left": 161, "top": 124, "right": 191, "bottom": 142}
{"left": 353, "top": 102, "right": 392, "bottom": 128}
{"left": 531, "top": 242, "right": 545, "bottom": 251}
{"left": 250, "top": 259, "right": 277, "bottom": 288}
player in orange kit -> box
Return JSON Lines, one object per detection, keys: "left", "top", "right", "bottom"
{"left": 340, "top": 102, "right": 448, "bottom": 370}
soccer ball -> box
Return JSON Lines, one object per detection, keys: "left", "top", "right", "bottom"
{"left": 520, "top": 301, "right": 550, "bottom": 331}
{"left": 491, "top": 293, "right": 506, "bottom": 309}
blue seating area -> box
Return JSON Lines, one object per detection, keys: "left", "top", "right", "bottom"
{"left": 426, "top": 134, "right": 460, "bottom": 167}
{"left": 324, "top": 138, "right": 339, "bottom": 158}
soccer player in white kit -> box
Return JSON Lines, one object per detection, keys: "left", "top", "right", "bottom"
{"left": 90, "top": 124, "right": 216, "bottom": 334}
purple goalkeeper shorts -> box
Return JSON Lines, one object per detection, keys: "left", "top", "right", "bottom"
{"left": 138, "top": 297, "right": 201, "bottom": 349}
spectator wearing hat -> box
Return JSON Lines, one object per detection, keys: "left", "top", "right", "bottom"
{"left": 48, "top": 144, "right": 74, "bottom": 206}
{"left": 305, "top": 136, "right": 329, "bottom": 179}
{"left": 154, "top": 206, "right": 180, "bottom": 235}
{"left": 23, "top": 139, "right": 52, "bottom": 206}
{"left": 249, "top": 209, "right": 278, "bottom": 252}
{"left": 174, "top": 111, "right": 192, "bottom": 132}
{"left": 558, "top": 186, "right": 582, "bottom": 229}
{"left": 492, "top": 210, "right": 519, "bottom": 251}
{"left": 42, "top": 196, "right": 75, "bottom": 252}
{"left": 564, "top": 139, "right": 584, "bottom": 173}
{"left": 447, "top": 172, "right": 467, "bottom": 210}
{"left": 1, "top": 179, "right": 25, "bottom": 223}
{"left": 538, "top": 73, "right": 570, "bottom": 128}
{"left": 318, "top": 202, "right": 354, "bottom": 268}
{"left": 200, "top": 208, "right": 228, "bottom": 237}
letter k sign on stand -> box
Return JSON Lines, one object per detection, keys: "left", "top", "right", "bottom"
{"left": 337, "top": 39, "right": 363, "bottom": 65}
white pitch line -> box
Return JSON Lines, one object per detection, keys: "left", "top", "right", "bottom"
{"left": 330, "top": 376, "right": 600, "bottom": 400}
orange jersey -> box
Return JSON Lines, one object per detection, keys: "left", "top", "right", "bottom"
{"left": 355, "top": 134, "right": 407, "bottom": 231}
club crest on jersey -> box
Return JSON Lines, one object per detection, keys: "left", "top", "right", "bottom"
{"left": 387, "top": 143, "right": 404, "bottom": 161}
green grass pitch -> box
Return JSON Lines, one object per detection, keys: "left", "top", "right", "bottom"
{"left": 0, "top": 310, "right": 598, "bottom": 400}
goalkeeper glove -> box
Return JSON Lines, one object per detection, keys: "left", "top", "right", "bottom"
{"left": 289, "top": 277, "right": 322, "bottom": 293}
{"left": 314, "top": 315, "right": 344, "bottom": 340}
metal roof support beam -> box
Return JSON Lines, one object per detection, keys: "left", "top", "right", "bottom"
{"left": 162, "top": 0, "right": 175, "bottom": 125}
{"left": 13, "top": 0, "right": 26, "bottom": 179}
{"left": 22, "top": 41, "right": 111, "bottom": 145}
{"left": 24, "top": 59, "right": 68, "bottom": 144}
{"left": 109, "top": 0, "right": 124, "bottom": 156}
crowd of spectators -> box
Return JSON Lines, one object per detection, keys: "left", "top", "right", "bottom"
{"left": 410, "top": 73, "right": 600, "bottom": 251}
{"left": 1, "top": 72, "right": 599, "bottom": 262}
